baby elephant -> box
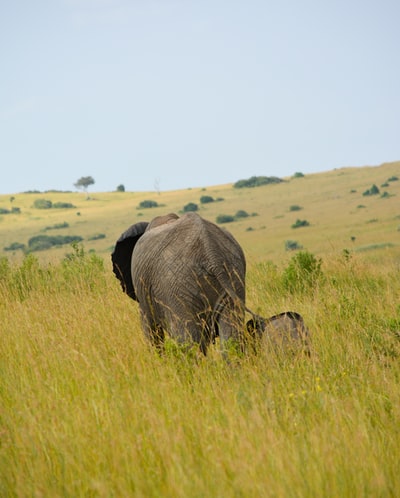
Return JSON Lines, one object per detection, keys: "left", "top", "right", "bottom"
{"left": 246, "top": 311, "right": 310, "bottom": 355}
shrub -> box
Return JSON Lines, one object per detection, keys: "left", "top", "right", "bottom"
{"left": 235, "top": 210, "right": 249, "bottom": 219}
{"left": 28, "top": 235, "right": 83, "bottom": 252}
{"left": 282, "top": 251, "right": 322, "bottom": 292}
{"left": 0, "top": 204, "right": 21, "bottom": 214}
{"left": 292, "top": 172, "right": 305, "bottom": 178}
{"left": 233, "top": 176, "right": 283, "bottom": 188}
{"left": 388, "top": 176, "right": 398, "bottom": 182}
{"left": 200, "top": 195, "right": 214, "bottom": 204}
{"left": 116, "top": 184, "right": 125, "bottom": 192}
{"left": 4, "top": 242, "right": 26, "bottom": 252}
{"left": 363, "top": 184, "right": 379, "bottom": 196}
{"left": 44, "top": 222, "right": 69, "bottom": 231}
{"left": 53, "top": 202, "right": 76, "bottom": 209}
{"left": 88, "top": 233, "right": 106, "bottom": 241}
{"left": 289, "top": 205, "right": 302, "bottom": 212}
{"left": 138, "top": 200, "right": 159, "bottom": 209}
{"left": 291, "top": 219, "right": 310, "bottom": 229}
{"left": 285, "top": 240, "right": 303, "bottom": 251}
{"left": 216, "top": 214, "right": 235, "bottom": 224}
{"left": 33, "top": 199, "right": 52, "bottom": 209}
{"left": 183, "top": 203, "right": 198, "bottom": 213}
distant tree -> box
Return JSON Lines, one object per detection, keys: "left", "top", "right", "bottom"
{"left": 74, "top": 176, "right": 95, "bottom": 197}
{"left": 116, "top": 184, "right": 125, "bottom": 192}
{"left": 154, "top": 178, "right": 161, "bottom": 195}
{"left": 293, "top": 172, "right": 305, "bottom": 178}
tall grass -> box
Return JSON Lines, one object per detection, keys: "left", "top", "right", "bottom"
{"left": 1, "top": 248, "right": 399, "bottom": 497}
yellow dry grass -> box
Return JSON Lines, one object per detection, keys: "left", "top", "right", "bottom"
{"left": 1, "top": 161, "right": 400, "bottom": 496}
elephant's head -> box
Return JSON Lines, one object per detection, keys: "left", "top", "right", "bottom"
{"left": 111, "top": 213, "right": 180, "bottom": 300}
{"left": 246, "top": 311, "right": 310, "bottom": 354}
{"left": 146, "top": 213, "right": 179, "bottom": 231}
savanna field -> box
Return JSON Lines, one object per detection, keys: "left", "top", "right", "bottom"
{"left": 1, "top": 162, "right": 400, "bottom": 497}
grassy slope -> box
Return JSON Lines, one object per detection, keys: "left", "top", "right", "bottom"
{"left": 1, "top": 161, "right": 400, "bottom": 497}
{"left": 1, "top": 160, "right": 399, "bottom": 265}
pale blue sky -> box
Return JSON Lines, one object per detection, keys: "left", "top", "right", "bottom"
{"left": 1, "top": 0, "right": 399, "bottom": 194}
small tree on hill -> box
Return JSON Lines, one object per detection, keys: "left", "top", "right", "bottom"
{"left": 74, "top": 176, "right": 95, "bottom": 198}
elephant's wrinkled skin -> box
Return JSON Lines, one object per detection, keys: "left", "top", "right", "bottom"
{"left": 112, "top": 212, "right": 246, "bottom": 354}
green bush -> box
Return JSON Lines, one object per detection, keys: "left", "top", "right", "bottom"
{"left": 53, "top": 202, "right": 76, "bottom": 209}
{"left": 233, "top": 176, "right": 283, "bottom": 189}
{"left": 216, "top": 214, "right": 235, "bottom": 224}
{"left": 285, "top": 240, "right": 303, "bottom": 251}
{"left": 388, "top": 176, "right": 398, "bottom": 182}
{"left": 200, "top": 195, "right": 214, "bottom": 204}
{"left": 0, "top": 207, "right": 10, "bottom": 214}
{"left": 235, "top": 210, "right": 249, "bottom": 219}
{"left": 28, "top": 235, "right": 83, "bottom": 252}
{"left": 138, "top": 200, "right": 159, "bottom": 209}
{"left": 363, "top": 184, "right": 380, "bottom": 196}
{"left": 291, "top": 219, "right": 310, "bottom": 229}
{"left": 292, "top": 172, "right": 305, "bottom": 178}
{"left": 33, "top": 199, "right": 53, "bottom": 209}
{"left": 4, "top": 242, "right": 26, "bottom": 252}
{"left": 88, "top": 233, "right": 106, "bottom": 241}
{"left": 282, "top": 250, "right": 322, "bottom": 292}
{"left": 44, "top": 222, "right": 69, "bottom": 231}
{"left": 289, "top": 205, "right": 302, "bottom": 212}
{"left": 183, "top": 203, "right": 198, "bottom": 213}
{"left": 116, "top": 184, "right": 125, "bottom": 192}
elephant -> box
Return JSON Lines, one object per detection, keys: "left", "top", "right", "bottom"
{"left": 246, "top": 311, "right": 310, "bottom": 355}
{"left": 112, "top": 212, "right": 247, "bottom": 355}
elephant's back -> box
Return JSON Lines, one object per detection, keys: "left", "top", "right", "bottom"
{"left": 131, "top": 212, "right": 245, "bottom": 297}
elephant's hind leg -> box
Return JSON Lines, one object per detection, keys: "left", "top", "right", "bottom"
{"left": 140, "top": 310, "right": 165, "bottom": 351}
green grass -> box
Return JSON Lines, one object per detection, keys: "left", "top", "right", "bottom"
{"left": 1, "top": 247, "right": 399, "bottom": 497}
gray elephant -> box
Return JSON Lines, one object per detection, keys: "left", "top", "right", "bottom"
{"left": 112, "top": 212, "right": 247, "bottom": 355}
{"left": 246, "top": 311, "right": 310, "bottom": 355}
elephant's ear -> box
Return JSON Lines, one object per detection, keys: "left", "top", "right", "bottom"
{"left": 111, "top": 221, "right": 149, "bottom": 300}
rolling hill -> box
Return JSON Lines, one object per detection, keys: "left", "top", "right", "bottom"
{"left": 1, "top": 160, "right": 399, "bottom": 266}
